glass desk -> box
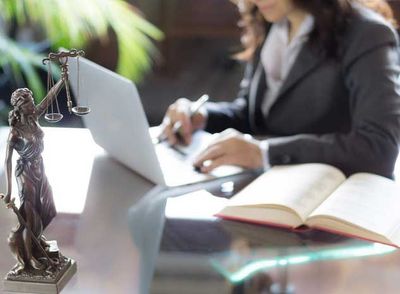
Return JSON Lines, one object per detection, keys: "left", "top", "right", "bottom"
{"left": 0, "top": 127, "right": 399, "bottom": 294}
{"left": 136, "top": 175, "right": 400, "bottom": 294}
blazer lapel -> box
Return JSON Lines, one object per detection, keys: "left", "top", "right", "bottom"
{"left": 249, "top": 61, "right": 267, "bottom": 132}
{"left": 277, "top": 43, "right": 325, "bottom": 99}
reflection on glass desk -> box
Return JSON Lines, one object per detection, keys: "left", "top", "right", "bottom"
{"left": 150, "top": 175, "right": 400, "bottom": 294}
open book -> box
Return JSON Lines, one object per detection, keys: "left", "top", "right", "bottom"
{"left": 216, "top": 164, "right": 400, "bottom": 247}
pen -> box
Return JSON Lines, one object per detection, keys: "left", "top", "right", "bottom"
{"left": 171, "top": 94, "right": 209, "bottom": 135}
{"left": 157, "top": 94, "right": 209, "bottom": 144}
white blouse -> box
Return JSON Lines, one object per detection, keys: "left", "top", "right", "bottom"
{"left": 260, "top": 15, "right": 315, "bottom": 115}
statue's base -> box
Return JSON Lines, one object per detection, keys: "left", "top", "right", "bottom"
{"left": 3, "top": 258, "right": 77, "bottom": 294}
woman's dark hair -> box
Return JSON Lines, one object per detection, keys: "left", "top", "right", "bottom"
{"left": 235, "top": 0, "right": 397, "bottom": 60}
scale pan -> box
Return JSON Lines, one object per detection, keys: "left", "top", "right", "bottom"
{"left": 44, "top": 113, "right": 63, "bottom": 123}
{"left": 72, "top": 106, "right": 91, "bottom": 116}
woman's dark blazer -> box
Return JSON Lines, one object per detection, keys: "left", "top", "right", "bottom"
{"left": 204, "top": 6, "right": 400, "bottom": 178}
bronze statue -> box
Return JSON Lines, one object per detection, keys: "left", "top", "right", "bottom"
{"left": 0, "top": 49, "right": 87, "bottom": 291}
{"left": 1, "top": 85, "right": 64, "bottom": 274}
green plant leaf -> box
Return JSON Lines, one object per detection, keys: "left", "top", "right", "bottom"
{"left": 0, "top": 35, "right": 47, "bottom": 101}
{"left": 0, "top": 0, "right": 164, "bottom": 103}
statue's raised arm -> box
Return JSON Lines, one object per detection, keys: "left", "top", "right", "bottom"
{"left": 37, "top": 49, "right": 86, "bottom": 118}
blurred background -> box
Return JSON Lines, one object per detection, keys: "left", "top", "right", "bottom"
{"left": 0, "top": 0, "right": 399, "bottom": 127}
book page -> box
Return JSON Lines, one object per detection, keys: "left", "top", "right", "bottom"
{"left": 308, "top": 173, "right": 400, "bottom": 241}
{"left": 225, "top": 164, "right": 346, "bottom": 222}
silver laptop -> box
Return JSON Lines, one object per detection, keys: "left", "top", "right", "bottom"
{"left": 68, "top": 57, "right": 242, "bottom": 186}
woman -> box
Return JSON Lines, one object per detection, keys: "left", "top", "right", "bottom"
{"left": 1, "top": 81, "right": 65, "bottom": 274}
{"left": 161, "top": 0, "right": 400, "bottom": 178}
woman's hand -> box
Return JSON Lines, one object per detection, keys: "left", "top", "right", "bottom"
{"left": 193, "top": 129, "right": 264, "bottom": 173}
{"left": 160, "top": 98, "right": 207, "bottom": 145}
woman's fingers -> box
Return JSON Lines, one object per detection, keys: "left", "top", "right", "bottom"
{"left": 163, "top": 120, "right": 178, "bottom": 146}
{"left": 174, "top": 111, "right": 192, "bottom": 145}
{"left": 193, "top": 131, "right": 263, "bottom": 172}
{"left": 200, "top": 155, "right": 232, "bottom": 173}
{"left": 160, "top": 98, "right": 193, "bottom": 145}
{"left": 193, "top": 144, "right": 225, "bottom": 167}
{"left": 193, "top": 131, "right": 237, "bottom": 169}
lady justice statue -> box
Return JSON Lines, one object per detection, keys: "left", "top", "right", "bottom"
{"left": 0, "top": 49, "right": 88, "bottom": 292}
